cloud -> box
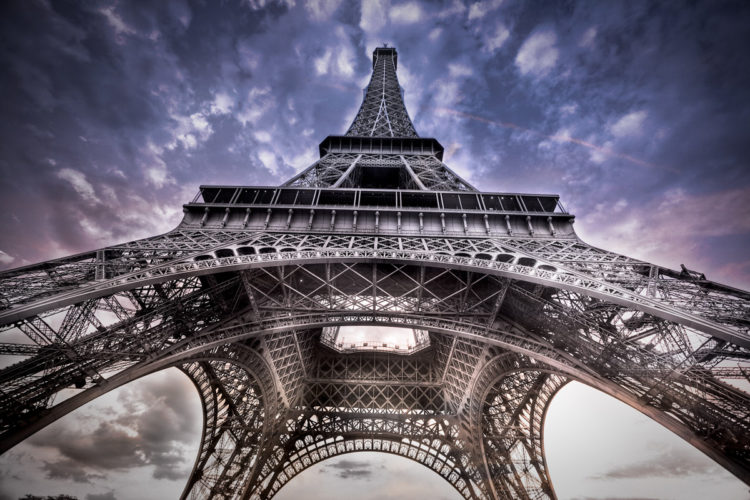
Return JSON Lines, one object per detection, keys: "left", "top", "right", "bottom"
{"left": 579, "top": 26, "right": 597, "bottom": 48}
{"left": 610, "top": 110, "right": 648, "bottom": 137}
{"left": 448, "top": 63, "right": 472, "bottom": 78}
{"left": 390, "top": 2, "right": 423, "bottom": 24}
{"left": 314, "top": 49, "right": 332, "bottom": 75}
{"left": 593, "top": 446, "right": 722, "bottom": 479}
{"left": 483, "top": 23, "right": 510, "bottom": 52}
{"left": 468, "top": 0, "right": 503, "bottom": 21}
{"left": 236, "top": 39, "right": 261, "bottom": 72}
{"left": 335, "top": 45, "right": 355, "bottom": 78}
{"left": 209, "top": 92, "right": 234, "bottom": 115}
{"left": 0, "top": 250, "right": 16, "bottom": 265}
{"left": 237, "top": 86, "right": 274, "bottom": 126}
{"left": 167, "top": 112, "right": 213, "bottom": 150}
{"left": 41, "top": 458, "right": 106, "bottom": 484}
{"left": 560, "top": 103, "right": 578, "bottom": 115}
{"left": 27, "top": 371, "right": 201, "bottom": 482}
{"left": 360, "top": 0, "right": 388, "bottom": 32}
{"left": 313, "top": 31, "right": 357, "bottom": 79}
{"left": 515, "top": 30, "right": 559, "bottom": 77}
{"left": 324, "top": 459, "right": 374, "bottom": 479}
{"left": 254, "top": 130, "right": 272, "bottom": 142}
{"left": 258, "top": 149, "right": 280, "bottom": 175}
{"left": 139, "top": 143, "right": 174, "bottom": 189}
{"left": 99, "top": 5, "right": 136, "bottom": 43}
{"left": 243, "top": 0, "right": 295, "bottom": 10}
{"left": 304, "top": 0, "right": 343, "bottom": 21}
{"left": 56, "top": 168, "right": 100, "bottom": 204}
{"left": 33, "top": 422, "right": 144, "bottom": 471}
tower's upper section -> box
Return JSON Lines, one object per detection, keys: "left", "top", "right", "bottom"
{"left": 345, "top": 47, "right": 419, "bottom": 138}
{"left": 188, "top": 46, "right": 571, "bottom": 235}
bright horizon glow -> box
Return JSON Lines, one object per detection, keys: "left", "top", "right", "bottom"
{"left": 544, "top": 382, "right": 748, "bottom": 499}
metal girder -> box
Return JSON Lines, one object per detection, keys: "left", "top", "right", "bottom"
{"left": 0, "top": 263, "right": 747, "bottom": 489}
{"left": 3, "top": 235, "right": 746, "bottom": 348}
{"left": 180, "top": 344, "right": 279, "bottom": 500}
{"left": 248, "top": 411, "right": 485, "bottom": 499}
{"left": 0, "top": 261, "right": 748, "bottom": 487}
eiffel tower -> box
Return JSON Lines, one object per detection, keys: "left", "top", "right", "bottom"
{"left": 1, "top": 46, "right": 749, "bottom": 499}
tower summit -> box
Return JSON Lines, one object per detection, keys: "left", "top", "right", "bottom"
{"left": 287, "top": 46, "right": 472, "bottom": 191}
{"left": 346, "top": 46, "right": 417, "bottom": 138}
{"left": 0, "top": 47, "right": 749, "bottom": 499}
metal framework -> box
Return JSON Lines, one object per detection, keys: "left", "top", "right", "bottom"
{"left": 1, "top": 46, "right": 748, "bottom": 499}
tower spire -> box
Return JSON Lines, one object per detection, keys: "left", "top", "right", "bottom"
{"left": 346, "top": 46, "right": 418, "bottom": 138}
{"left": 285, "top": 46, "right": 474, "bottom": 191}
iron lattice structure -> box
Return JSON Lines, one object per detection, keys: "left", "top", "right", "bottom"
{"left": 1, "top": 47, "right": 749, "bottom": 499}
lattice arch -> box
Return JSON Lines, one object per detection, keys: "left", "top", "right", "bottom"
{"left": 474, "top": 364, "right": 568, "bottom": 500}
{"left": 1, "top": 265, "right": 747, "bottom": 483}
{"left": 4, "top": 244, "right": 744, "bottom": 347}
{"left": 179, "top": 342, "right": 282, "bottom": 499}
{"left": 252, "top": 423, "right": 486, "bottom": 499}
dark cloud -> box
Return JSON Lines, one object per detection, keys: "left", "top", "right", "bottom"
{"left": 323, "top": 458, "right": 374, "bottom": 479}
{"left": 592, "top": 446, "right": 722, "bottom": 479}
{"left": 41, "top": 458, "right": 106, "bottom": 484}
{"left": 27, "top": 370, "right": 200, "bottom": 482}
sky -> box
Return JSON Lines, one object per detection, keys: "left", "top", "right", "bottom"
{"left": 0, "top": 0, "right": 749, "bottom": 498}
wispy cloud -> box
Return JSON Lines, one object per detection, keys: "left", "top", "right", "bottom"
{"left": 56, "top": 168, "right": 101, "bottom": 204}
{"left": 435, "top": 107, "right": 667, "bottom": 171}
{"left": 468, "top": 0, "right": 504, "bottom": 21}
{"left": 592, "top": 446, "right": 722, "bottom": 479}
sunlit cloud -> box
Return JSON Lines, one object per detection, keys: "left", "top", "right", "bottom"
{"left": 389, "top": 2, "right": 423, "bottom": 24}
{"left": 482, "top": 23, "right": 511, "bottom": 52}
{"left": 515, "top": 30, "right": 559, "bottom": 77}
{"left": 57, "top": 168, "right": 101, "bottom": 204}
{"left": 304, "top": 0, "right": 344, "bottom": 21}
{"left": 468, "top": 0, "right": 504, "bottom": 21}
{"left": 610, "top": 109, "right": 648, "bottom": 137}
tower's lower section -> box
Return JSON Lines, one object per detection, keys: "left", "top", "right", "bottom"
{"left": 0, "top": 228, "right": 748, "bottom": 499}
{"left": 178, "top": 336, "right": 567, "bottom": 500}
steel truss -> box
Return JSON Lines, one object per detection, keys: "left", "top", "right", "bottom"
{"left": 1, "top": 46, "right": 749, "bottom": 499}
